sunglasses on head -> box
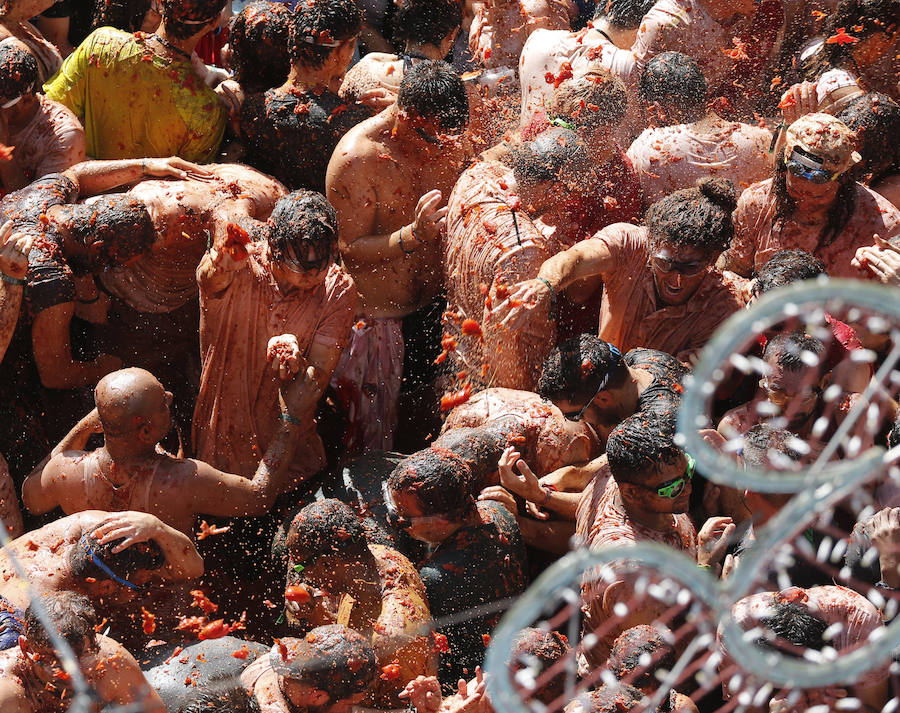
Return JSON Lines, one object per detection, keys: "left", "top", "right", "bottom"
{"left": 643, "top": 454, "right": 695, "bottom": 499}
{"left": 562, "top": 345, "right": 623, "bottom": 421}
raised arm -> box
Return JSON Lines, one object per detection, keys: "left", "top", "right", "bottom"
{"left": 63, "top": 157, "right": 212, "bottom": 197}
{"left": 91, "top": 510, "right": 204, "bottom": 580}
{"left": 22, "top": 408, "right": 103, "bottom": 514}
{"left": 92, "top": 637, "right": 167, "bottom": 713}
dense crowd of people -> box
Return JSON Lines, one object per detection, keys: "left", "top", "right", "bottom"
{"left": 0, "top": 0, "right": 897, "bottom": 710}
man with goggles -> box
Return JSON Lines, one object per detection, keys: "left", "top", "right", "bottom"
{"left": 722, "top": 112, "right": 900, "bottom": 281}
{"left": 577, "top": 412, "right": 735, "bottom": 666}
{"left": 194, "top": 188, "right": 356, "bottom": 488}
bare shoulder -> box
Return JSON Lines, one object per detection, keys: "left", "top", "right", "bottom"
{"left": 208, "top": 163, "right": 287, "bottom": 194}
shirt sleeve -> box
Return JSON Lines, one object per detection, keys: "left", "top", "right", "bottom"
{"left": 30, "top": 103, "right": 86, "bottom": 178}
{"left": 42, "top": 30, "right": 95, "bottom": 119}
{"left": 312, "top": 268, "right": 357, "bottom": 351}
{"left": 724, "top": 187, "right": 760, "bottom": 277}
{"left": 25, "top": 241, "right": 76, "bottom": 315}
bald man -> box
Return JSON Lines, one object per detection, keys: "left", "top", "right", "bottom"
{"left": 21, "top": 366, "right": 309, "bottom": 535}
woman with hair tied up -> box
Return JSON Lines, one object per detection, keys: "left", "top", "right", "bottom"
{"left": 720, "top": 112, "right": 900, "bottom": 280}
{"left": 496, "top": 177, "right": 744, "bottom": 362}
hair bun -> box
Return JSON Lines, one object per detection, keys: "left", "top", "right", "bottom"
{"left": 697, "top": 177, "right": 737, "bottom": 212}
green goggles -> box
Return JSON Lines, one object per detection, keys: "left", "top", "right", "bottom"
{"left": 650, "top": 454, "right": 695, "bottom": 499}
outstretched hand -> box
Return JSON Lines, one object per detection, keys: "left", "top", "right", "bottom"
{"left": 143, "top": 157, "right": 213, "bottom": 182}
{"left": 399, "top": 675, "right": 443, "bottom": 713}
{"left": 267, "top": 334, "right": 305, "bottom": 381}
{"left": 853, "top": 236, "right": 900, "bottom": 286}
{"left": 498, "top": 447, "right": 550, "bottom": 519}
{"left": 489, "top": 279, "right": 552, "bottom": 334}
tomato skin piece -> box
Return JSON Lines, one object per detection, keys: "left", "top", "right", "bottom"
{"left": 285, "top": 585, "right": 311, "bottom": 604}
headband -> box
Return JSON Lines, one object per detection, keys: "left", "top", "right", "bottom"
{"left": 78, "top": 535, "right": 139, "bottom": 590}
{"left": 298, "top": 35, "right": 344, "bottom": 48}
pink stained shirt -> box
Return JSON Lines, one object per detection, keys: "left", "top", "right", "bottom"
{"left": 577, "top": 476, "right": 698, "bottom": 665}
{"left": 593, "top": 223, "right": 744, "bottom": 361}
{"left": 193, "top": 246, "right": 356, "bottom": 482}
{"left": 725, "top": 178, "right": 900, "bottom": 278}
{"left": 444, "top": 161, "right": 563, "bottom": 390}
{"left": 626, "top": 119, "right": 773, "bottom": 206}
{"left": 9, "top": 95, "right": 85, "bottom": 183}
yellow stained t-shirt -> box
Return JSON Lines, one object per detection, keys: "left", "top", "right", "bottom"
{"left": 43, "top": 27, "right": 226, "bottom": 163}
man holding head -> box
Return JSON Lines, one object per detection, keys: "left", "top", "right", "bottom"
{"left": 327, "top": 60, "right": 472, "bottom": 452}
{"left": 44, "top": 0, "right": 229, "bottom": 161}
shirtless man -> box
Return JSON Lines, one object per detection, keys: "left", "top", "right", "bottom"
{"left": 241, "top": 626, "right": 378, "bottom": 713}
{"left": 326, "top": 61, "right": 472, "bottom": 451}
{"left": 283, "top": 499, "right": 436, "bottom": 708}
{"left": 518, "top": 0, "right": 651, "bottom": 142}
{"left": 21, "top": 365, "right": 309, "bottom": 535}
{"left": 0, "top": 591, "right": 166, "bottom": 713}
{"left": 0, "top": 509, "right": 202, "bottom": 612}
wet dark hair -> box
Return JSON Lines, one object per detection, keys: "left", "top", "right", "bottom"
{"left": 433, "top": 421, "right": 519, "bottom": 491}
{"left": 753, "top": 250, "right": 827, "bottom": 296}
{"left": 0, "top": 43, "right": 37, "bottom": 99}
{"left": 398, "top": 60, "right": 468, "bottom": 131}
{"left": 763, "top": 332, "right": 826, "bottom": 372}
{"left": 161, "top": 0, "right": 228, "bottom": 39}
{"left": 229, "top": 2, "right": 292, "bottom": 93}
{"left": 550, "top": 70, "right": 628, "bottom": 129}
{"left": 539, "top": 334, "right": 627, "bottom": 405}
{"left": 266, "top": 190, "right": 338, "bottom": 270}
{"left": 270, "top": 626, "right": 377, "bottom": 699}
{"left": 592, "top": 0, "right": 657, "bottom": 28}
{"left": 23, "top": 592, "right": 97, "bottom": 657}
{"left": 609, "top": 625, "right": 676, "bottom": 691}
{"left": 773, "top": 145, "right": 857, "bottom": 249}
{"left": 91, "top": 0, "right": 152, "bottom": 33}
{"left": 756, "top": 599, "right": 828, "bottom": 654}
{"left": 179, "top": 685, "right": 262, "bottom": 713}
{"left": 639, "top": 52, "right": 706, "bottom": 116}
{"left": 288, "top": 0, "right": 362, "bottom": 69}
{"left": 645, "top": 177, "right": 736, "bottom": 255}
{"left": 512, "top": 127, "right": 589, "bottom": 185}
{"left": 607, "top": 411, "right": 681, "bottom": 486}
{"left": 68, "top": 532, "right": 164, "bottom": 584}
{"left": 740, "top": 424, "right": 804, "bottom": 470}
{"left": 392, "top": 0, "right": 462, "bottom": 48}
{"left": 803, "top": 0, "right": 900, "bottom": 77}
{"left": 285, "top": 499, "right": 368, "bottom": 567}
{"left": 67, "top": 195, "right": 155, "bottom": 268}
{"left": 387, "top": 449, "right": 475, "bottom": 515}
{"left": 838, "top": 93, "right": 900, "bottom": 185}
{"left": 510, "top": 628, "right": 570, "bottom": 704}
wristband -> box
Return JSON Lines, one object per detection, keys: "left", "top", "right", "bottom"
{"left": 540, "top": 486, "right": 553, "bottom": 505}
{"left": 398, "top": 225, "right": 416, "bottom": 255}
{"left": 1, "top": 273, "right": 26, "bottom": 286}
{"left": 280, "top": 411, "right": 301, "bottom": 426}
{"left": 410, "top": 225, "right": 424, "bottom": 245}
{"left": 537, "top": 277, "right": 556, "bottom": 321}
{"left": 697, "top": 563, "right": 712, "bottom": 570}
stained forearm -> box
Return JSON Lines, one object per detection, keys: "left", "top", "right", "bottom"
{"left": 341, "top": 224, "right": 418, "bottom": 265}
{"left": 537, "top": 240, "right": 608, "bottom": 291}
{"left": 196, "top": 250, "right": 237, "bottom": 298}
{"left": 155, "top": 520, "right": 204, "bottom": 579}
{"left": 64, "top": 159, "right": 148, "bottom": 196}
